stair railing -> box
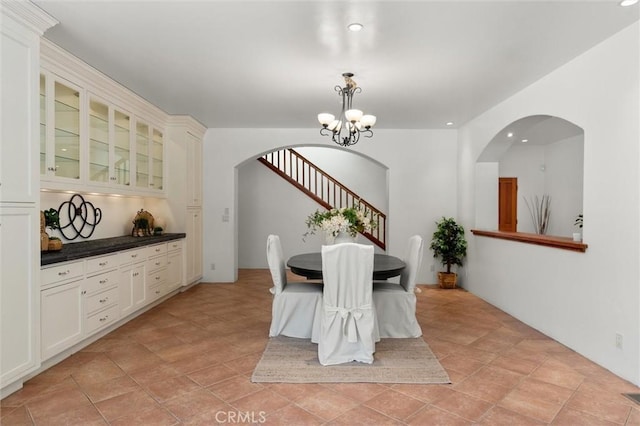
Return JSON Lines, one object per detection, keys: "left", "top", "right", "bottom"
{"left": 258, "top": 148, "right": 386, "bottom": 249}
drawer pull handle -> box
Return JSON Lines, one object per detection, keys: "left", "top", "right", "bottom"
{"left": 155, "top": 276, "right": 160, "bottom": 280}
{"left": 58, "top": 270, "right": 70, "bottom": 276}
{"left": 99, "top": 297, "right": 109, "bottom": 303}
{"left": 99, "top": 315, "right": 109, "bottom": 322}
{"left": 99, "top": 279, "right": 108, "bottom": 284}
{"left": 99, "top": 262, "right": 108, "bottom": 266}
{"left": 155, "top": 248, "right": 161, "bottom": 252}
{"left": 155, "top": 290, "right": 160, "bottom": 294}
{"left": 131, "top": 254, "right": 138, "bottom": 258}
{"left": 155, "top": 262, "right": 161, "bottom": 266}
{"left": 133, "top": 272, "right": 139, "bottom": 277}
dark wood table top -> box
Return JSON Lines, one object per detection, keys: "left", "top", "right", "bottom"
{"left": 287, "top": 252, "right": 405, "bottom": 280}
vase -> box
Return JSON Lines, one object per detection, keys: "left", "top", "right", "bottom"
{"left": 333, "top": 231, "right": 356, "bottom": 244}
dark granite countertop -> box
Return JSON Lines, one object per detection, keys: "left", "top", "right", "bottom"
{"left": 41, "top": 233, "right": 186, "bottom": 266}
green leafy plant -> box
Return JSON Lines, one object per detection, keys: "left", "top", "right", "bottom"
{"left": 430, "top": 217, "right": 467, "bottom": 274}
{"left": 574, "top": 214, "right": 583, "bottom": 229}
{"left": 154, "top": 226, "right": 164, "bottom": 236}
{"left": 43, "top": 208, "right": 60, "bottom": 231}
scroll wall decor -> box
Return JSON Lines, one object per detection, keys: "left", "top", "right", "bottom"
{"left": 57, "top": 193, "right": 102, "bottom": 240}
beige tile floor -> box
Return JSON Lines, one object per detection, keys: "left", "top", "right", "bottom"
{"left": 2, "top": 269, "right": 640, "bottom": 425}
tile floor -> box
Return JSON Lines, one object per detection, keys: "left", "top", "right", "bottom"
{"left": 2, "top": 269, "right": 640, "bottom": 425}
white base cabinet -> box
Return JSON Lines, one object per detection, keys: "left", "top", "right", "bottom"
{"left": 40, "top": 239, "right": 184, "bottom": 362}
{"left": 186, "top": 208, "right": 202, "bottom": 284}
{"left": 41, "top": 279, "right": 83, "bottom": 360}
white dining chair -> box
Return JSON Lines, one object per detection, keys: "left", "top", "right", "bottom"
{"left": 267, "top": 235, "right": 323, "bottom": 338}
{"left": 315, "top": 243, "right": 379, "bottom": 365}
{"left": 372, "top": 235, "right": 423, "bottom": 338}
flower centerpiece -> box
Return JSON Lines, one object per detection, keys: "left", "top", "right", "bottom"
{"left": 304, "top": 205, "right": 377, "bottom": 243}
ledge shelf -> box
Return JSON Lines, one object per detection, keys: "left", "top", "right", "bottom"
{"left": 471, "top": 229, "right": 587, "bottom": 253}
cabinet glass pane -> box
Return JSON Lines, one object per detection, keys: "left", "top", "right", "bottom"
{"left": 88, "top": 99, "right": 109, "bottom": 183}
{"left": 54, "top": 81, "right": 80, "bottom": 179}
{"left": 151, "top": 129, "right": 163, "bottom": 190}
{"left": 136, "top": 122, "right": 149, "bottom": 188}
{"left": 114, "top": 110, "right": 130, "bottom": 186}
{"left": 40, "top": 75, "right": 46, "bottom": 175}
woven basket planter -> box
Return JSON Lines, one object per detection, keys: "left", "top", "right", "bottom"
{"left": 438, "top": 272, "right": 457, "bottom": 289}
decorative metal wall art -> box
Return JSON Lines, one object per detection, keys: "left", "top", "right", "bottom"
{"left": 57, "top": 193, "right": 102, "bottom": 240}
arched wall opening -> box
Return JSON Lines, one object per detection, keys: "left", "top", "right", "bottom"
{"left": 236, "top": 144, "right": 389, "bottom": 270}
{"left": 474, "top": 114, "right": 584, "bottom": 238}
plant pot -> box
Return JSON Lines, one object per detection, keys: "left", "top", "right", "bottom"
{"left": 438, "top": 272, "right": 457, "bottom": 289}
{"left": 48, "top": 239, "right": 63, "bottom": 251}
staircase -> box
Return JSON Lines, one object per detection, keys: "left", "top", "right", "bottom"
{"left": 259, "top": 148, "right": 386, "bottom": 249}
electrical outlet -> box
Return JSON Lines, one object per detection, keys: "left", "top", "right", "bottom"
{"left": 616, "top": 333, "right": 623, "bottom": 349}
{"left": 210, "top": 263, "right": 216, "bottom": 270}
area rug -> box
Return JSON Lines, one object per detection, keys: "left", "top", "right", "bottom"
{"left": 251, "top": 336, "right": 451, "bottom": 384}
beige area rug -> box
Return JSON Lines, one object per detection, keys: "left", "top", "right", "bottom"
{"left": 251, "top": 336, "right": 451, "bottom": 384}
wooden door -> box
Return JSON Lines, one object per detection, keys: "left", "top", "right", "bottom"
{"left": 499, "top": 177, "right": 517, "bottom": 232}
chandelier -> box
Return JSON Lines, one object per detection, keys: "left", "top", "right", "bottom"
{"left": 317, "top": 72, "right": 376, "bottom": 147}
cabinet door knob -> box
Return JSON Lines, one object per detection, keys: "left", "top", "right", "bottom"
{"left": 99, "top": 279, "right": 108, "bottom": 284}
{"left": 99, "top": 297, "right": 109, "bottom": 303}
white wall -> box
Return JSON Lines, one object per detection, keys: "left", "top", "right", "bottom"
{"left": 203, "top": 129, "right": 457, "bottom": 285}
{"left": 40, "top": 191, "right": 173, "bottom": 242}
{"left": 458, "top": 23, "right": 639, "bottom": 384}
{"left": 497, "top": 135, "right": 583, "bottom": 236}
{"left": 238, "top": 147, "right": 387, "bottom": 268}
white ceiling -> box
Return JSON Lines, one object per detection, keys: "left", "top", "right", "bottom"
{"left": 33, "top": 0, "right": 639, "bottom": 130}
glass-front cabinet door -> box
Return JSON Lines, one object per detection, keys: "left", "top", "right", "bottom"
{"left": 113, "top": 110, "right": 131, "bottom": 186}
{"left": 88, "top": 95, "right": 132, "bottom": 187}
{"left": 40, "top": 73, "right": 82, "bottom": 182}
{"left": 88, "top": 98, "right": 110, "bottom": 184}
{"left": 151, "top": 128, "right": 163, "bottom": 190}
{"left": 135, "top": 121, "right": 150, "bottom": 189}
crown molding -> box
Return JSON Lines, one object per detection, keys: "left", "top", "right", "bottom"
{"left": 1, "top": 1, "right": 57, "bottom": 35}
{"left": 166, "top": 115, "right": 207, "bottom": 138}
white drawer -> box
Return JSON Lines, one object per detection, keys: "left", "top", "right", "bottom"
{"left": 85, "top": 287, "right": 118, "bottom": 315}
{"left": 42, "top": 261, "right": 84, "bottom": 287}
{"left": 146, "top": 243, "right": 167, "bottom": 257}
{"left": 167, "top": 240, "right": 183, "bottom": 252}
{"left": 146, "top": 268, "right": 166, "bottom": 288}
{"left": 148, "top": 281, "right": 167, "bottom": 301}
{"left": 86, "top": 254, "right": 119, "bottom": 276}
{"left": 119, "top": 247, "right": 147, "bottom": 265}
{"left": 146, "top": 255, "right": 167, "bottom": 272}
{"left": 84, "top": 269, "right": 119, "bottom": 295}
{"left": 85, "top": 304, "right": 119, "bottom": 334}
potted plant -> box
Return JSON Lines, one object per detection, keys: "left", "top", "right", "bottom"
{"left": 430, "top": 217, "right": 467, "bottom": 289}
{"left": 154, "top": 226, "right": 163, "bottom": 236}
{"left": 304, "top": 205, "right": 377, "bottom": 243}
{"left": 43, "top": 208, "right": 63, "bottom": 251}
{"left": 573, "top": 214, "right": 583, "bottom": 241}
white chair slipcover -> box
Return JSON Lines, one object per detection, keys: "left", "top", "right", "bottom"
{"left": 267, "top": 235, "right": 323, "bottom": 338}
{"left": 372, "top": 235, "right": 424, "bottom": 338}
{"left": 315, "top": 243, "right": 379, "bottom": 365}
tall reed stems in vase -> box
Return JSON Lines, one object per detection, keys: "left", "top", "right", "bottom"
{"left": 524, "top": 194, "right": 551, "bottom": 235}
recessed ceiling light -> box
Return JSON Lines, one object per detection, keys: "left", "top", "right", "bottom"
{"left": 446, "top": 122, "right": 454, "bottom": 126}
{"left": 620, "top": 0, "right": 638, "bottom": 7}
{"left": 521, "top": 139, "right": 528, "bottom": 143}
{"left": 348, "top": 23, "right": 363, "bottom": 32}
{"left": 507, "top": 132, "right": 514, "bottom": 138}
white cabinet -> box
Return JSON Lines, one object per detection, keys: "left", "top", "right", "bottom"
{"left": 40, "top": 71, "right": 83, "bottom": 183}
{"left": 119, "top": 247, "right": 147, "bottom": 317}
{"left": 186, "top": 208, "right": 203, "bottom": 284}
{"left": 41, "top": 278, "right": 83, "bottom": 360}
{"left": 0, "top": 208, "right": 40, "bottom": 386}
{"left": 167, "top": 240, "right": 183, "bottom": 291}
{"left": 1, "top": 2, "right": 55, "bottom": 397}
{"left": 88, "top": 95, "right": 132, "bottom": 188}
{"left": 146, "top": 243, "right": 168, "bottom": 303}
{"left": 134, "top": 120, "right": 164, "bottom": 193}
{"left": 186, "top": 131, "right": 202, "bottom": 207}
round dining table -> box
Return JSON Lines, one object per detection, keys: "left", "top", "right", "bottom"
{"left": 287, "top": 252, "right": 406, "bottom": 280}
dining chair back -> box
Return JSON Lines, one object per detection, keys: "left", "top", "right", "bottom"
{"left": 316, "top": 243, "right": 379, "bottom": 365}
{"left": 372, "top": 235, "right": 423, "bottom": 338}
{"left": 266, "top": 235, "right": 323, "bottom": 338}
